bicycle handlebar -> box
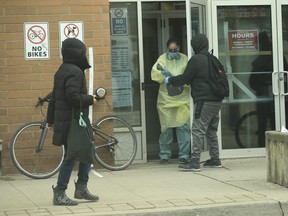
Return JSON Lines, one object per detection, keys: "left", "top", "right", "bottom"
{"left": 36, "top": 92, "right": 52, "bottom": 108}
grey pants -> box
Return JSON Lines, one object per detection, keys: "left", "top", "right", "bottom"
{"left": 191, "top": 101, "right": 222, "bottom": 161}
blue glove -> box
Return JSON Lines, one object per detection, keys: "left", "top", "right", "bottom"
{"left": 161, "top": 69, "right": 167, "bottom": 76}
{"left": 164, "top": 76, "right": 171, "bottom": 85}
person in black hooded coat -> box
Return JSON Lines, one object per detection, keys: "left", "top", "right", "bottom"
{"left": 167, "top": 34, "right": 223, "bottom": 172}
{"left": 47, "top": 38, "right": 98, "bottom": 206}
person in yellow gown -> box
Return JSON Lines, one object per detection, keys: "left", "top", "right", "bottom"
{"left": 151, "top": 38, "right": 190, "bottom": 164}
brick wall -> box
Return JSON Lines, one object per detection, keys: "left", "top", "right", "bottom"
{"left": 0, "top": 0, "right": 111, "bottom": 175}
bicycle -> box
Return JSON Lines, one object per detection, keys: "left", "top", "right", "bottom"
{"left": 10, "top": 88, "right": 137, "bottom": 179}
{"left": 234, "top": 109, "right": 274, "bottom": 148}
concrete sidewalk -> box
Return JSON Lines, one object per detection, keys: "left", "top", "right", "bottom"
{"left": 1, "top": 157, "right": 288, "bottom": 216}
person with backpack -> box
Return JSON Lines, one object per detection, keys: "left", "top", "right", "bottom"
{"left": 165, "top": 34, "right": 227, "bottom": 172}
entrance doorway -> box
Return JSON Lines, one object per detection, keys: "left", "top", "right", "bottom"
{"left": 109, "top": 0, "right": 288, "bottom": 162}
{"left": 142, "top": 1, "right": 207, "bottom": 160}
{"left": 142, "top": 2, "right": 187, "bottom": 159}
{"left": 211, "top": 0, "right": 288, "bottom": 158}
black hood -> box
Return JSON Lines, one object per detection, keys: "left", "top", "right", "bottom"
{"left": 61, "top": 38, "right": 91, "bottom": 71}
{"left": 191, "top": 34, "right": 209, "bottom": 54}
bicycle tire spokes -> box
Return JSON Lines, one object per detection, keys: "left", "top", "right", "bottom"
{"left": 93, "top": 115, "right": 137, "bottom": 171}
{"left": 10, "top": 122, "right": 64, "bottom": 179}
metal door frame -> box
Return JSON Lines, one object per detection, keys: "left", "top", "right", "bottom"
{"left": 276, "top": 0, "right": 288, "bottom": 130}
{"left": 211, "top": 0, "right": 278, "bottom": 158}
{"left": 110, "top": 0, "right": 188, "bottom": 162}
{"left": 186, "top": 0, "right": 210, "bottom": 160}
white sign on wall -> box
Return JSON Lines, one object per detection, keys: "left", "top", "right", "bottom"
{"left": 59, "top": 21, "right": 84, "bottom": 57}
{"left": 24, "top": 22, "right": 49, "bottom": 60}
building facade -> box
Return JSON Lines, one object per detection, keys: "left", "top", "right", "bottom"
{"left": 0, "top": 0, "right": 112, "bottom": 174}
{"left": 1, "top": 0, "right": 288, "bottom": 174}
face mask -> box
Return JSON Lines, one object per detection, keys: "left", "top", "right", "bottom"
{"left": 168, "top": 52, "right": 179, "bottom": 59}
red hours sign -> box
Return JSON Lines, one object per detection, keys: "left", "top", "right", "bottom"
{"left": 228, "top": 30, "right": 259, "bottom": 52}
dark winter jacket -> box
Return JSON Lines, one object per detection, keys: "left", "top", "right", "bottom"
{"left": 170, "top": 34, "right": 222, "bottom": 102}
{"left": 47, "top": 38, "right": 94, "bottom": 146}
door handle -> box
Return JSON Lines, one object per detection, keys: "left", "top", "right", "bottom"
{"left": 272, "top": 71, "right": 279, "bottom": 96}
{"left": 279, "top": 71, "right": 288, "bottom": 96}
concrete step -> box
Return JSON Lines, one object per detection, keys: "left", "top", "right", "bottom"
{"left": 89, "top": 202, "right": 287, "bottom": 216}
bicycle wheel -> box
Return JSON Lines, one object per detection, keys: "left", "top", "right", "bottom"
{"left": 10, "top": 121, "right": 64, "bottom": 179}
{"left": 235, "top": 111, "right": 258, "bottom": 148}
{"left": 93, "top": 115, "right": 137, "bottom": 171}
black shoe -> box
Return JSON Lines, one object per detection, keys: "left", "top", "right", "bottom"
{"left": 178, "top": 161, "right": 201, "bottom": 172}
{"left": 74, "top": 182, "right": 99, "bottom": 201}
{"left": 203, "top": 159, "right": 222, "bottom": 168}
{"left": 179, "top": 158, "right": 188, "bottom": 164}
{"left": 160, "top": 159, "right": 169, "bottom": 164}
{"left": 52, "top": 186, "right": 78, "bottom": 206}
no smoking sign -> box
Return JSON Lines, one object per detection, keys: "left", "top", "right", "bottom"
{"left": 59, "top": 21, "right": 84, "bottom": 57}
{"left": 24, "top": 22, "right": 49, "bottom": 60}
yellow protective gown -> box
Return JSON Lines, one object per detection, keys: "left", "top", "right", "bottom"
{"left": 151, "top": 53, "right": 190, "bottom": 132}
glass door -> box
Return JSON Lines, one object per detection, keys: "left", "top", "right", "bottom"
{"left": 276, "top": 0, "right": 288, "bottom": 131}
{"left": 164, "top": 13, "right": 187, "bottom": 55}
{"left": 186, "top": 0, "right": 209, "bottom": 160}
{"left": 142, "top": 2, "right": 187, "bottom": 160}
{"left": 211, "top": 0, "right": 284, "bottom": 158}
{"left": 142, "top": 10, "right": 162, "bottom": 159}
{"left": 186, "top": 0, "right": 208, "bottom": 59}
{"left": 109, "top": 2, "right": 143, "bottom": 162}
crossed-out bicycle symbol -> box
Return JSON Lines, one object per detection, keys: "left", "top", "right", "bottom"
{"left": 29, "top": 30, "right": 44, "bottom": 40}
{"left": 27, "top": 25, "right": 46, "bottom": 44}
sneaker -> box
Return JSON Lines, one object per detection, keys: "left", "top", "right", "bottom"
{"left": 160, "top": 159, "right": 169, "bottom": 164}
{"left": 203, "top": 159, "right": 222, "bottom": 168}
{"left": 178, "top": 162, "right": 201, "bottom": 172}
{"left": 179, "top": 158, "right": 188, "bottom": 164}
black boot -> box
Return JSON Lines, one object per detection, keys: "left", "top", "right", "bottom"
{"left": 74, "top": 181, "right": 99, "bottom": 201}
{"left": 52, "top": 185, "right": 78, "bottom": 206}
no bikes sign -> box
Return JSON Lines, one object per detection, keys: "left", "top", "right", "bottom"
{"left": 24, "top": 22, "right": 84, "bottom": 60}
{"left": 24, "top": 22, "right": 49, "bottom": 60}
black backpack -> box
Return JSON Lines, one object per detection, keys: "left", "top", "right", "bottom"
{"left": 202, "top": 50, "right": 229, "bottom": 99}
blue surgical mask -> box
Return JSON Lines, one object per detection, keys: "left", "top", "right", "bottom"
{"left": 168, "top": 52, "right": 179, "bottom": 59}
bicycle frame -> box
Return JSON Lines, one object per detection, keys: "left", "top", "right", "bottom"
{"left": 92, "top": 125, "right": 118, "bottom": 149}
{"left": 35, "top": 121, "right": 48, "bottom": 153}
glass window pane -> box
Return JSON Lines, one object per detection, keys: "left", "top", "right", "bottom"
{"left": 283, "top": 5, "right": 288, "bottom": 70}
{"left": 217, "top": 6, "right": 274, "bottom": 149}
{"left": 191, "top": 4, "right": 206, "bottom": 36}
{"left": 110, "top": 3, "right": 141, "bottom": 127}
{"left": 282, "top": 5, "right": 288, "bottom": 127}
